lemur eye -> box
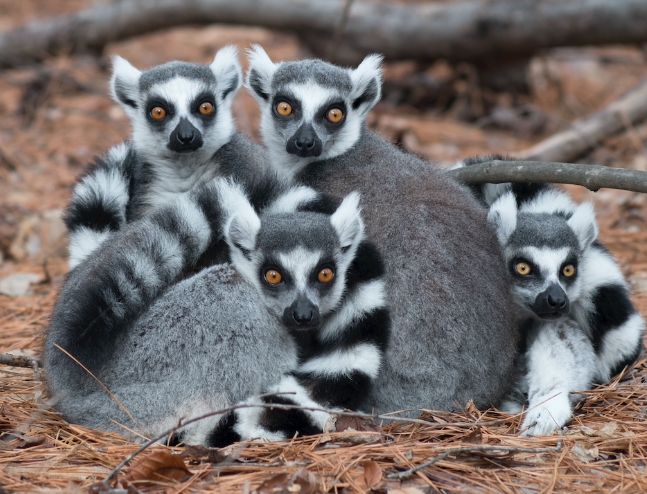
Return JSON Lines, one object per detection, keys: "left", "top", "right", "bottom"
{"left": 151, "top": 107, "right": 166, "bottom": 120}
{"left": 264, "top": 269, "right": 282, "bottom": 285}
{"left": 199, "top": 102, "right": 213, "bottom": 115}
{"left": 276, "top": 101, "right": 292, "bottom": 116}
{"left": 563, "top": 265, "right": 576, "bottom": 277}
{"left": 516, "top": 262, "right": 531, "bottom": 276}
{"left": 327, "top": 108, "right": 343, "bottom": 123}
{"left": 318, "top": 268, "right": 334, "bottom": 283}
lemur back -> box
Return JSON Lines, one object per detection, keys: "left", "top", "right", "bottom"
{"left": 244, "top": 47, "right": 518, "bottom": 412}
{"left": 486, "top": 188, "right": 644, "bottom": 435}
{"left": 46, "top": 179, "right": 388, "bottom": 445}
{"left": 65, "top": 46, "right": 273, "bottom": 269}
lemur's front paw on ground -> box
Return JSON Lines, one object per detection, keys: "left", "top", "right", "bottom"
{"left": 519, "top": 392, "right": 571, "bottom": 437}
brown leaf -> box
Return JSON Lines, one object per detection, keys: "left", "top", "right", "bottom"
{"left": 335, "top": 414, "right": 381, "bottom": 433}
{"left": 463, "top": 426, "right": 482, "bottom": 445}
{"left": 181, "top": 444, "right": 227, "bottom": 464}
{"left": 13, "top": 434, "right": 46, "bottom": 449}
{"left": 122, "top": 451, "right": 191, "bottom": 487}
{"left": 362, "top": 461, "right": 383, "bottom": 489}
{"left": 256, "top": 469, "right": 317, "bottom": 494}
{"left": 570, "top": 441, "right": 599, "bottom": 464}
{"left": 256, "top": 472, "right": 291, "bottom": 493}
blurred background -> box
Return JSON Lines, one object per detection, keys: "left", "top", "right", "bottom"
{"left": 1, "top": 0, "right": 647, "bottom": 323}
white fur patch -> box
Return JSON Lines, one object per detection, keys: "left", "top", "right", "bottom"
{"left": 265, "top": 186, "right": 319, "bottom": 214}
{"left": 210, "top": 45, "right": 242, "bottom": 105}
{"left": 68, "top": 227, "right": 111, "bottom": 269}
{"left": 320, "top": 279, "right": 387, "bottom": 341}
{"left": 488, "top": 192, "right": 517, "bottom": 246}
{"left": 298, "top": 343, "right": 382, "bottom": 379}
{"left": 595, "top": 312, "right": 644, "bottom": 382}
{"left": 567, "top": 201, "right": 598, "bottom": 250}
{"left": 520, "top": 189, "right": 576, "bottom": 216}
{"left": 73, "top": 168, "right": 129, "bottom": 215}
{"left": 244, "top": 44, "right": 279, "bottom": 104}
{"left": 349, "top": 54, "right": 383, "bottom": 111}
{"left": 330, "top": 191, "right": 364, "bottom": 249}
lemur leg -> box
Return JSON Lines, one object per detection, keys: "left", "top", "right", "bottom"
{"left": 521, "top": 320, "right": 596, "bottom": 436}
{"left": 207, "top": 342, "right": 383, "bottom": 446}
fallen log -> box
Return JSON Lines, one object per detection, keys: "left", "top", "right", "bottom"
{"left": 447, "top": 160, "right": 647, "bottom": 194}
{"left": 1, "top": 0, "right": 647, "bottom": 68}
{"left": 518, "top": 76, "right": 647, "bottom": 163}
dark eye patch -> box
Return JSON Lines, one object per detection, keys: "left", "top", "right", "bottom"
{"left": 272, "top": 93, "right": 302, "bottom": 124}
{"left": 318, "top": 99, "right": 347, "bottom": 131}
{"left": 192, "top": 91, "right": 217, "bottom": 125}
{"left": 145, "top": 97, "right": 175, "bottom": 128}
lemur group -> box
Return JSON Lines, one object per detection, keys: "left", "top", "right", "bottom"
{"left": 44, "top": 45, "right": 644, "bottom": 446}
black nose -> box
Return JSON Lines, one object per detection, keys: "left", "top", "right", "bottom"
{"left": 168, "top": 117, "right": 203, "bottom": 153}
{"left": 531, "top": 283, "right": 569, "bottom": 319}
{"left": 282, "top": 296, "right": 320, "bottom": 329}
{"left": 286, "top": 123, "right": 323, "bottom": 158}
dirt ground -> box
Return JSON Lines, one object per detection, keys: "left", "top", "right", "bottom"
{"left": 1, "top": 1, "right": 647, "bottom": 493}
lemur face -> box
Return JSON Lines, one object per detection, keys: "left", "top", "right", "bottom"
{"left": 244, "top": 45, "right": 383, "bottom": 175}
{"left": 110, "top": 46, "right": 242, "bottom": 163}
{"left": 225, "top": 192, "right": 364, "bottom": 331}
{"left": 488, "top": 192, "right": 598, "bottom": 319}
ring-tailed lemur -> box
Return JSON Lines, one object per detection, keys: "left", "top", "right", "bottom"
{"left": 45, "top": 179, "right": 389, "bottom": 445}
{"left": 243, "top": 46, "right": 519, "bottom": 412}
{"left": 65, "top": 45, "right": 274, "bottom": 269}
{"left": 484, "top": 187, "right": 644, "bottom": 435}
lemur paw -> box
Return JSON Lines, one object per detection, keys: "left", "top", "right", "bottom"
{"left": 519, "top": 393, "right": 571, "bottom": 437}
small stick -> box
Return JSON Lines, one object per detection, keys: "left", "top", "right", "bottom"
{"left": 0, "top": 352, "right": 41, "bottom": 369}
{"left": 386, "top": 438, "right": 564, "bottom": 480}
{"left": 98, "top": 397, "right": 512, "bottom": 488}
{"left": 447, "top": 160, "right": 647, "bottom": 194}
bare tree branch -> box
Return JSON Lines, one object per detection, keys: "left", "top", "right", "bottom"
{"left": 519, "top": 76, "right": 647, "bottom": 163}
{"left": 1, "top": 0, "right": 647, "bottom": 68}
{"left": 447, "top": 160, "right": 647, "bottom": 194}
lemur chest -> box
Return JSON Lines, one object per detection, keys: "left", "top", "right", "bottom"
{"left": 142, "top": 159, "right": 220, "bottom": 212}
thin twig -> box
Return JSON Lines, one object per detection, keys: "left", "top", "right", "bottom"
{"left": 0, "top": 352, "right": 41, "bottom": 369}
{"left": 98, "top": 397, "right": 510, "bottom": 488}
{"left": 386, "top": 438, "right": 564, "bottom": 480}
{"left": 53, "top": 344, "right": 140, "bottom": 428}
{"left": 447, "top": 160, "right": 647, "bottom": 193}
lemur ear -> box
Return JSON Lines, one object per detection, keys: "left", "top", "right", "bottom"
{"left": 487, "top": 192, "right": 517, "bottom": 246}
{"left": 210, "top": 45, "right": 243, "bottom": 105}
{"left": 330, "top": 191, "right": 364, "bottom": 250}
{"left": 349, "top": 54, "right": 383, "bottom": 114}
{"left": 110, "top": 56, "right": 141, "bottom": 112}
{"left": 568, "top": 201, "right": 598, "bottom": 250}
{"left": 245, "top": 44, "right": 278, "bottom": 103}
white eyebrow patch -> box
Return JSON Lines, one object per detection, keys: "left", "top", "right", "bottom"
{"left": 278, "top": 247, "right": 323, "bottom": 290}
{"left": 285, "top": 82, "right": 340, "bottom": 121}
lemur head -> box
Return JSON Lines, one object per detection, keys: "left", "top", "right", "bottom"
{"left": 244, "top": 45, "right": 383, "bottom": 175}
{"left": 225, "top": 190, "right": 364, "bottom": 331}
{"left": 110, "top": 45, "right": 242, "bottom": 164}
{"left": 488, "top": 192, "right": 598, "bottom": 320}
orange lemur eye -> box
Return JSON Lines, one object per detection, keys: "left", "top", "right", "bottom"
{"left": 276, "top": 101, "right": 292, "bottom": 116}
{"left": 265, "top": 269, "right": 282, "bottom": 285}
{"left": 327, "top": 108, "right": 343, "bottom": 123}
{"left": 563, "top": 265, "right": 575, "bottom": 277}
{"left": 516, "top": 262, "right": 531, "bottom": 276}
{"left": 151, "top": 107, "right": 166, "bottom": 120}
{"left": 318, "top": 268, "right": 334, "bottom": 283}
{"left": 199, "top": 102, "right": 213, "bottom": 115}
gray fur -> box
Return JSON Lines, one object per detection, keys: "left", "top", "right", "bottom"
{"left": 508, "top": 214, "right": 580, "bottom": 250}
{"left": 139, "top": 61, "right": 217, "bottom": 91}
{"left": 50, "top": 262, "right": 296, "bottom": 443}
{"left": 245, "top": 49, "right": 519, "bottom": 413}
{"left": 271, "top": 60, "right": 353, "bottom": 93}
